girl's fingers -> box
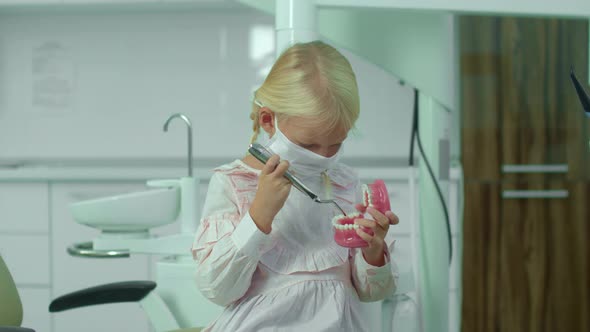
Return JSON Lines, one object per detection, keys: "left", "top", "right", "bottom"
{"left": 354, "top": 218, "right": 376, "bottom": 229}
{"left": 261, "top": 155, "right": 280, "bottom": 175}
{"left": 385, "top": 211, "right": 400, "bottom": 225}
{"left": 354, "top": 219, "right": 379, "bottom": 240}
{"left": 366, "top": 207, "right": 389, "bottom": 230}
{"left": 355, "top": 203, "right": 367, "bottom": 214}
{"left": 355, "top": 228, "right": 374, "bottom": 244}
{"left": 273, "top": 160, "right": 290, "bottom": 178}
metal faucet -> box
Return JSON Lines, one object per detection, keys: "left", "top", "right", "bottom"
{"left": 163, "top": 113, "right": 193, "bottom": 177}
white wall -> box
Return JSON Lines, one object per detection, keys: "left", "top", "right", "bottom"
{"left": 0, "top": 7, "right": 415, "bottom": 163}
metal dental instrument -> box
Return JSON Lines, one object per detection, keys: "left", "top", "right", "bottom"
{"left": 248, "top": 143, "right": 347, "bottom": 216}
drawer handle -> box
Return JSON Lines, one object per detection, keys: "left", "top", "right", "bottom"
{"left": 502, "top": 164, "right": 568, "bottom": 174}
{"left": 502, "top": 190, "right": 569, "bottom": 199}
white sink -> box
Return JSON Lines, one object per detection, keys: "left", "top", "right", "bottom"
{"left": 71, "top": 187, "right": 180, "bottom": 232}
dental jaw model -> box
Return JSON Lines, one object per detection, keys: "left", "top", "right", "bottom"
{"left": 332, "top": 212, "right": 368, "bottom": 248}
{"left": 362, "top": 179, "right": 391, "bottom": 213}
{"left": 333, "top": 180, "right": 391, "bottom": 248}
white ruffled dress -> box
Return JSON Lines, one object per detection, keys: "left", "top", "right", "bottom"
{"left": 192, "top": 160, "right": 397, "bottom": 332}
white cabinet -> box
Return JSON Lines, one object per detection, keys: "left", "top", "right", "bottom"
{"left": 0, "top": 235, "right": 50, "bottom": 285}
{"left": 0, "top": 183, "right": 49, "bottom": 233}
{"left": 50, "top": 182, "right": 153, "bottom": 332}
{"left": 0, "top": 182, "right": 52, "bottom": 331}
{"left": 0, "top": 1, "right": 59, "bottom": 5}
{"left": 0, "top": 0, "right": 228, "bottom": 6}
{"left": 61, "top": 0, "right": 157, "bottom": 3}
{"left": 18, "top": 288, "right": 52, "bottom": 332}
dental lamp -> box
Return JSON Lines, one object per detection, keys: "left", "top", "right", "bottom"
{"left": 570, "top": 67, "right": 590, "bottom": 118}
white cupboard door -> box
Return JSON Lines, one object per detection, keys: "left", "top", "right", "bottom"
{"left": 18, "top": 287, "right": 53, "bottom": 332}
{"left": 0, "top": 182, "right": 49, "bottom": 233}
{"left": 0, "top": 234, "right": 50, "bottom": 285}
{"left": 0, "top": 1, "right": 59, "bottom": 5}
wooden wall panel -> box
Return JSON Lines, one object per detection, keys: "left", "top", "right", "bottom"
{"left": 497, "top": 18, "right": 590, "bottom": 181}
{"left": 460, "top": 183, "right": 501, "bottom": 332}
{"left": 461, "top": 17, "right": 590, "bottom": 182}
{"left": 460, "top": 15, "right": 590, "bottom": 332}
{"left": 498, "top": 182, "right": 589, "bottom": 332}
{"left": 460, "top": 17, "right": 502, "bottom": 181}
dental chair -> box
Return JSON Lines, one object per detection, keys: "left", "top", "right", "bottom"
{"left": 0, "top": 254, "right": 202, "bottom": 332}
{"left": 49, "top": 281, "right": 203, "bottom": 332}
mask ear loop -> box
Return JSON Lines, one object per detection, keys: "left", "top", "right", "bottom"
{"left": 253, "top": 98, "right": 277, "bottom": 148}
{"left": 322, "top": 171, "right": 333, "bottom": 199}
{"left": 254, "top": 98, "right": 276, "bottom": 129}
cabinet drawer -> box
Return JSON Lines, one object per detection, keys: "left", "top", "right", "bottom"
{"left": 0, "top": 183, "right": 49, "bottom": 233}
{"left": 0, "top": 234, "right": 50, "bottom": 285}
{"left": 18, "top": 287, "right": 52, "bottom": 332}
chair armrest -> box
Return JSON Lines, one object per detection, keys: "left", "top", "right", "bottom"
{"left": 49, "top": 280, "right": 156, "bottom": 312}
{"left": 0, "top": 327, "right": 35, "bottom": 332}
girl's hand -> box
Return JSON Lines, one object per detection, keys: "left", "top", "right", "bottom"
{"left": 354, "top": 206, "right": 399, "bottom": 266}
{"left": 249, "top": 155, "right": 291, "bottom": 234}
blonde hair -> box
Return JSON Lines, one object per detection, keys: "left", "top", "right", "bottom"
{"left": 250, "top": 40, "right": 360, "bottom": 143}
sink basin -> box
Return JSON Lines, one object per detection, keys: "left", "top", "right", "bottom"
{"left": 71, "top": 187, "right": 180, "bottom": 232}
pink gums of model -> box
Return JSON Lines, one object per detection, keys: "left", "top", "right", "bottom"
{"left": 333, "top": 180, "right": 391, "bottom": 248}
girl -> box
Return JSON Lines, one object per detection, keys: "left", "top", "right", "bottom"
{"left": 192, "top": 40, "right": 399, "bottom": 331}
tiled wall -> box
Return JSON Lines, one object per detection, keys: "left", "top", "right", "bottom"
{"left": 0, "top": 7, "right": 419, "bottom": 161}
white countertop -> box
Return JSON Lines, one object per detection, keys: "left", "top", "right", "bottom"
{"left": 0, "top": 158, "right": 462, "bottom": 182}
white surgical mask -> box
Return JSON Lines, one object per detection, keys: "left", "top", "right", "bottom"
{"left": 266, "top": 116, "right": 342, "bottom": 178}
